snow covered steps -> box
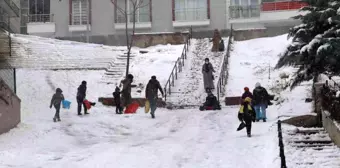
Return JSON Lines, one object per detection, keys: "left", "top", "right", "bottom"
{"left": 100, "top": 53, "right": 137, "bottom": 84}
{"left": 166, "top": 38, "right": 228, "bottom": 106}
{"left": 283, "top": 127, "right": 340, "bottom": 167}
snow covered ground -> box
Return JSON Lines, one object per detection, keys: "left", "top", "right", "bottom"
{"left": 0, "top": 34, "right": 339, "bottom": 167}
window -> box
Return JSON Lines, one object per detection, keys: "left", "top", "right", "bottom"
{"left": 71, "top": 0, "right": 90, "bottom": 25}
{"left": 115, "top": 0, "right": 151, "bottom": 23}
{"left": 229, "top": 0, "right": 260, "bottom": 19}
{"left": 28, "top": 0, "right": 51, "bottom": 22}
{"left": 174, "top": 0, "right": 208, "bottom": 21}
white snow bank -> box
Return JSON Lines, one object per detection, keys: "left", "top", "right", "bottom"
{"left": 129, "top": 44, "right": 184, "bottom": 97}
{"left": 226, "top": 34, "right": 290, "bottom": 97}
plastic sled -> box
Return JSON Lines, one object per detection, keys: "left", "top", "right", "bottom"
{"left": 125, "top": 101, "right": 139, "bottom": 114}
{"left": 237, "top": 122, "right": 246, "bottom": 131}
{"left": 145, "top": 100, "right": 150, "bottom": 113}
{"left": 62, "top": 100, "right": 71, "bottom": 109}
{"left": 83, "top": 99, "right": 92, "bottom": 110}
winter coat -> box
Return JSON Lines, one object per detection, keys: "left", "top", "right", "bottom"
{"left": 121, "top": 78, "right": 132, "bottom": 94}
{"left": 145, "top": 79, "right": 164, "bottom": 100}
{"left": 204, "top": 94, "right": 219, "bottom": 107}
{"left": 50, "top": 92, "right": 64, "bottom": 107}
{"left": 202, "top": 63, "right": 215, "bottom": 90}
{"left": 238, "top": 102, "right": 256, "bottom": 121}
{"left": 242, "top": 91, "right": 253, "bottom": 100}
{"left": 253, "top": 86, "right": 269, "bottom": 105}
{"left": 211, "top": 30, "right": 222, "bottom": 52}
{"left": 113, "top": 91, "right": 121, "bottom": 105}
{"left": 219, "top": 40, "right": 225, "bottom": 52}
{"left": 77, "top": 84, "right": 87, "bottom": 99}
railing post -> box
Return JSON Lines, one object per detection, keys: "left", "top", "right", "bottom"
{"left": 175, "top": 64, "right": 178, "bottom": 79}
{"left": 168, "top": 83, "right": 171, "bottom": 95}
{"left": 13, "top": 68, "right": 16, "bottom": 93}
{"left": 182, "top": 53, "right": 185, "bottom": 66}
{"left": 171, "top": 74, "right": 175, "bottom": 86}
{"left": 164, "top": 88, "right": 167, "bottom": 102}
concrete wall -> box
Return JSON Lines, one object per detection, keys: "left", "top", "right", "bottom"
{"left": 0, "top": 78, "right": 21, "bottom": 134}
{"left": 91, "top": 0, "right": 115, "bottom": 36}
{"left": 322, "top": 110, "right": 340, "bottom": 148}
{"left": 233, "top": 25, "right": 292, "bottom": 41}
{"left": 151, "top": 0, "right": 173, "bottom": 32}
{"left": 132, "top": 32, "right": 188, "bottom": 48}
{"left": 51, "top": 0, "right": 69, "bottom": 37}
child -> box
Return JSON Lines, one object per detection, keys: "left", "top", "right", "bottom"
{"left": 238, "top": 97, "right": 256, "bottom": 137}
{"left": 113, "top": 86, "right": 122, "bottom": 114}
{"left": 50, "top": 88, "right": 65, "bottom": 122}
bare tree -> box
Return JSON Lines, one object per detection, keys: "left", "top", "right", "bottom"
{"left": 111, "top": 0, "right": 149, "bottom": 77}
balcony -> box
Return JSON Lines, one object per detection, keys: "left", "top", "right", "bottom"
{"left": 28, "top": 14, "right": 54, "bottom": 23}
{"left": 262, "top": 1, "right": 308, "bottom": 11}
{"left": 3, "top": 0, "right": 20, "bottom": 17}
{"left": 27, "top": 14, "right": 55, "bottom": 35}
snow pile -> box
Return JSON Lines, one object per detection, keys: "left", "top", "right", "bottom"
{"left": 129, "top": 44, "right": 184, "bottom": 97}
{"left": 226, "top": 34, "right": 291, "bottom": 96}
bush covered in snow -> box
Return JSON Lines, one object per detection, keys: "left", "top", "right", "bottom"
{"left": 276, "top": 0, "right": 340, "bottom": 89}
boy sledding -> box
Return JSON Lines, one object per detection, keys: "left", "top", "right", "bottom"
{"left": 199, "top": 89, "right": 221, "bottom": 111}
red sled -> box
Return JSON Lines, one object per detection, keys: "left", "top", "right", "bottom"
{"left": 125, "top": 101, "right": 139, "bottom": 114}
{"left": 83, "top": 100, "right": 92, "bottom": 110}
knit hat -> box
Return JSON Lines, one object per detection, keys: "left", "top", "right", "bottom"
{"left": 255, "top": 82, "right": 261, "bottom": 88}
{"left": 244, "top": 87, "right": 249, "bottom": 91}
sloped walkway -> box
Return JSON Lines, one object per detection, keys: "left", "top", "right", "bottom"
{"left": 167, "top": 38, "right": 228, "bottom": 106}
{"left": 4, "top": 34, "right": 124, "bottom": 69}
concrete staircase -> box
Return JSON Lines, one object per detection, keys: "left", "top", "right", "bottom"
{"left": 0, "top": 28, "right": 10, "bottom": 60}
{"left": 100, "top": 53, "right": 137, "bottom": 85}
{"left": 284, "top": 127, "right": 340, "bottom": 167}
{"left": 166, "top": 38, "right": 228, "bottom": 106}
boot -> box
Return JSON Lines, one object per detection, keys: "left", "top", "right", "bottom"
{"left": 85, "top": 112, "right": 90, "bottom": 115}
{"left": 57, "top": 118, "right": 61, "bottom": 122}
{"left": 263, "top": 119, "right": 266, "bottom": 122}
{"left": 247, "top": 133, "right": 251, "bottom": 137}
{"left": 78, "top": 113, "right": 82, "bottom": 116}
{"left": 151, "top": 113, "right": 155, "bottom": 119}
{"left": 53, "top": 118, "right": 56, "bottom": 122}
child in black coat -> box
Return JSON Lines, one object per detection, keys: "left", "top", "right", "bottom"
{"left": 50, "top": 88, "right": 65, "bottom": 122}
{"left": 113, "top": 86, "right": 123, "bottom": 114}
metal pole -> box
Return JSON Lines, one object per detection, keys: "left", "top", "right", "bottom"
{"left": 86, "top": 0, "right": 90, "bottom": 43}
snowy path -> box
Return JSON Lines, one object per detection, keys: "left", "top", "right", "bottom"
{"left": 0, "top": 108, "right": 279, "bottom": 168}
{"left": 6, "top": 34, "right": 127, "bottom": 69}
{"left": 0, "top": 68, "right": 280, "bottom": 168}
{"left": 167, "top": 38, "right": 228, "bottom": 106}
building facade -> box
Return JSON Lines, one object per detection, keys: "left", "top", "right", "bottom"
{"left": 0, "top": 0, "right": 28, "bottom": 34}
{"left": 26, "top": 0, "right": 307, "bottom": 39}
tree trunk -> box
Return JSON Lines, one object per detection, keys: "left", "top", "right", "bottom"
{"left": 124, "top": 0, "right": 129, "bottom": 77}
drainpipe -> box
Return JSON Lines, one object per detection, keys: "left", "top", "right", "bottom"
{"left": 86, "top": 0, "right": 90, "bottom": 43}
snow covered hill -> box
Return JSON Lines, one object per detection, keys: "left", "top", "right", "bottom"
{"left": 0, "top": 34, "right": 339, "bottom": 168}
{"left": 167, "top": 38, "right": 228, "bottom": 106}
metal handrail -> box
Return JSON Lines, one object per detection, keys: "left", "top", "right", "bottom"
{"left": 164, "top": 26, "right": 193, "bottom": 102}
{"left": 3, "top": 0, "right": 20, "bottom": 17}
{"left": 28, "top": 14, "right": 54, "bottom": 23}
{"left": 216, "top": 25, "right": 233, "bottom": 101}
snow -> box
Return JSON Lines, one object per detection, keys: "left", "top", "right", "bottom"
{"left": 226, "top": 34, "right": 291, "bottom": 97}
{"left": 1, "top": 34, "right": 339, "bottom": 167}
{"left": 338, "top": 7, "right": 340, "bottom": 15}
{"left": 317, "top": 43, "right": 331, "bottom": 56}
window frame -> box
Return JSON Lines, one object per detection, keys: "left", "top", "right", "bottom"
{"left": 114, "top": 0, "right": 152, "bottom": 24}
{"left": 172, "top": 0, "right": 210, "bottom": 21}
{"left": 69, "top": 0, "right": 92, "bottom": 25}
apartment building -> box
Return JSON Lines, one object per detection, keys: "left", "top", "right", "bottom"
{"left": 0, "top": 0, "right": 28, "bottom": 34}
{"left": 26, "top": 0, "right": 306, "bottom": 38}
